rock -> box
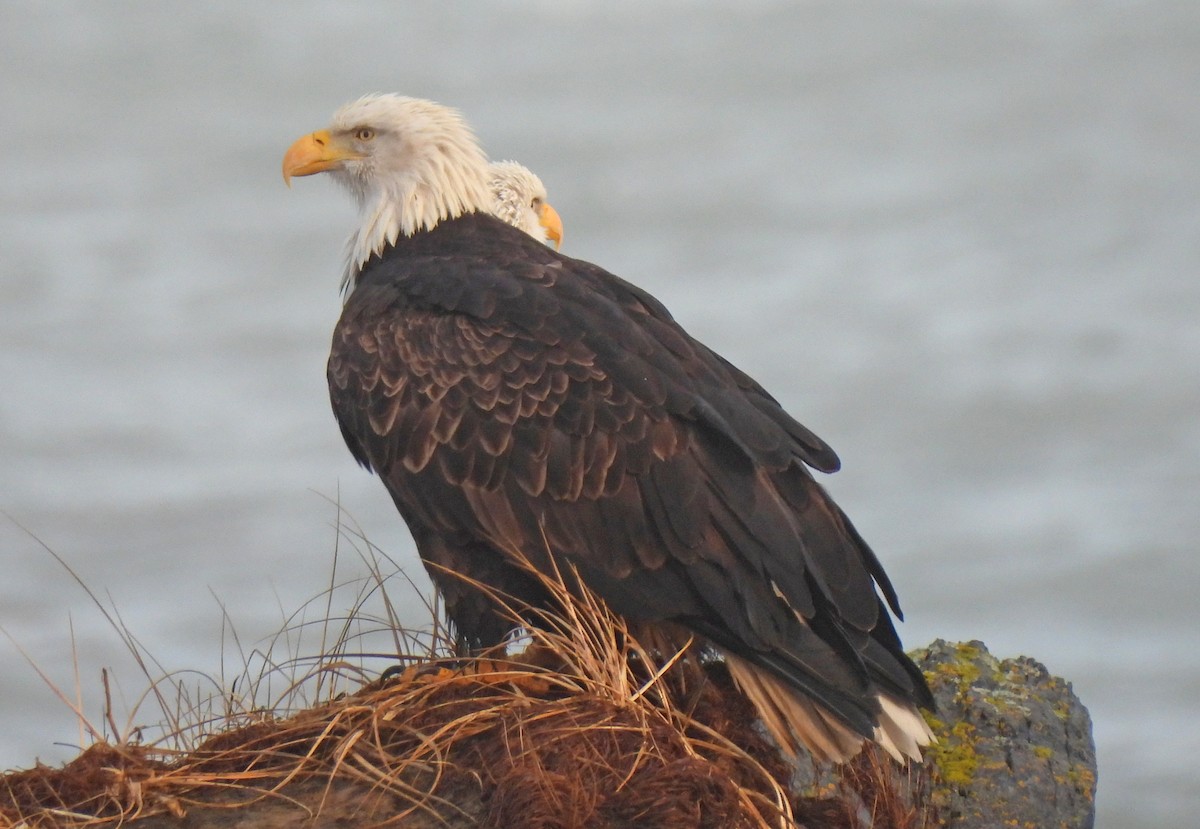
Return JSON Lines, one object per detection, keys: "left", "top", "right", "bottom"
{"left": 912, "top": 639, "right": 1097, "bottom": 829}
{"left": 780, "top": 640, "right": 1098, "bottom": 829}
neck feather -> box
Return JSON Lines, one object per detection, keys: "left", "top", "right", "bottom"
{"left": 340, "top": 135, "right": 492, "bottom": 291}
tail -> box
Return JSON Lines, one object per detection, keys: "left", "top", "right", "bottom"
{"left": 724, "top": 651, "right": 934, "bottom": 763}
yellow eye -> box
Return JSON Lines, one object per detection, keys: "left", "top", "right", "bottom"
{"left": 531, "top": 197, "right": 543, "bottom": 209}
{"left": 354, "top": 127, "right": 375, "bottom": 141}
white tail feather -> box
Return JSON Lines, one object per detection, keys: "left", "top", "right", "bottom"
{"left": 874, "top": 690, "right": 935, "bottom": 762}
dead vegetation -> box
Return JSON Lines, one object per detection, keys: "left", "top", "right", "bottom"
{"left": 0, "top": 521, "right": 933, "bottom": 829}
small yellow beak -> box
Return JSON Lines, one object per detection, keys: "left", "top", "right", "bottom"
{"left": 282, "top": 129, "right": 362, "bottom": 186}
{"left": 539, "top": 202, "right": 563, "bottom": 250}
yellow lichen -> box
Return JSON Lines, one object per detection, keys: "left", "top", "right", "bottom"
{"left": 1067, "top": 765, "right": 1097, "bottom": 801}
{"left": 954, "top": 642, "right": 982, "bottom": 661}
{"left": 927, "top": 719, "right": 980, "bottom": 787}
{"left": 1052, "top": 697, "right": 1073, "bottom": 721}
{"left": 927, "top": 643, "right": 984, "bottom": 700}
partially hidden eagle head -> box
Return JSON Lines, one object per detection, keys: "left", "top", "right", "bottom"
{"left": 282, "top": 94, "right": 493, "bottom": 280}
{"left": 488, "top": 160, "right": 563, "bottom": 250}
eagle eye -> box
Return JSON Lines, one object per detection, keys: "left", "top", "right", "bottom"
{"left": 354, "top": 127, "right": 375, "bottom": 141}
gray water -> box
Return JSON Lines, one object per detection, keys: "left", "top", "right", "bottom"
{"left": 2, "top": 2, "right": 1197, "bottom": 824}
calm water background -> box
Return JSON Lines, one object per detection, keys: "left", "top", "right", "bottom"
{"left": 2, "top": 2, "right": 1197, "bottom": 824}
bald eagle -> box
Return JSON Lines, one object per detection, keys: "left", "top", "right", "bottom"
{"left": 283, "top": 94, "right": 934, "bottom": 762}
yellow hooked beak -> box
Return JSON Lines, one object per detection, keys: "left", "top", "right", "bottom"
{"left": 282, "top": 130, "right": 363, "bottom": 186}
{"left": 539, "top": 202, "right": 563, "bottom": 250}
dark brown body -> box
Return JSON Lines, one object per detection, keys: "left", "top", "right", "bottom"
{"left": 327, "top": 211, "right": 932, "bottom": 740}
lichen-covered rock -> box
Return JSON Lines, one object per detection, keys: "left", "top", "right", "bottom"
{"left": 913, "top": 639, "right": 1097, "bottom": 829}
{"left": 779, "top": 640, "right": 1097, "bottom": 829}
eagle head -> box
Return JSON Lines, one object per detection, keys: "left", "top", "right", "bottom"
{"left": 283, "top": 94, "right": 493, "bottom": 280}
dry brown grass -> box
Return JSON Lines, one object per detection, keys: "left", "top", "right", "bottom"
{"left": 4, "top": 506, "right": 452, "bottom": 755}
{"left": 1, "top": 509, "right": 938, "bottom": 829}
{"left": 0, "top": 526, "right": 801, "bottom": 829}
